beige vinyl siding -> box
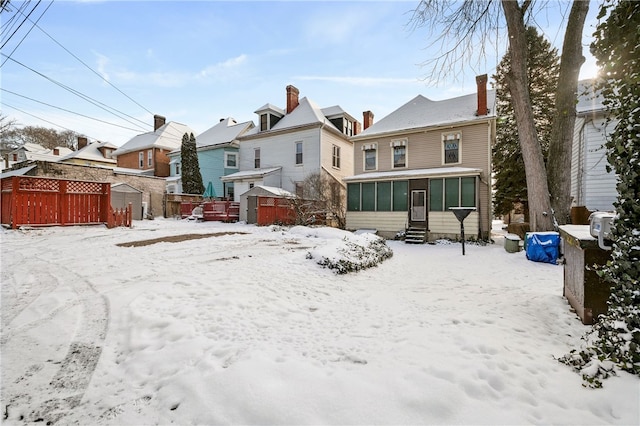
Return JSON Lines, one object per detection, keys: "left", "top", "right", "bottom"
{"left": 353, "top": 122, "right": 491, "bottom": 173}
{"left": 345, "top": 211, "right": 408, "bottom": 236}
{"left": 429, "top": 211, "right": 480, "bottom": 239}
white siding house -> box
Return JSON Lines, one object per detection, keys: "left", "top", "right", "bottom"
{"left": 222, "top": 86, "right": 357, "bottom": 219}
{"left": 571, "top": 79, "right": 618, "bottom": 213}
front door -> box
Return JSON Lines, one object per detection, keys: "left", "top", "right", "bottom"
{"left": 411, "top": 190, "right": 426, "bottom": 222}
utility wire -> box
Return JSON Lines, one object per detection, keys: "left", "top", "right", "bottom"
{"left": 2, "top": 88, "right": 147, "bottom": 132}
{"left": 0, "top": 0, "right": 40, "bottom": 50}
{"left": 4, "top": 101, "right": 103, "bottom": 140}
{"left": 0, "top": 0, "right": 31, "bottom": 42}
{"left": 1, "top": 0, "right": 52, "bottom": 68}
{"left": 14, "top": 2, "right": 155, "bottom": 117}
{"left": 3, "top": 54, "right": 150, "bottom": 132}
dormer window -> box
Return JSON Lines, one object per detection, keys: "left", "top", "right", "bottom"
{"left": 329, "top": 116, "right": 354, "bottom": 137}
{"left": 259, "top": 113, "right": 283, "bottom": 131}
{"left": 255, "top": 104, "right": 285, "bottom": 132}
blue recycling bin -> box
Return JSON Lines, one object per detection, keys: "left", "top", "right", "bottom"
{"left": 525, "top": 232, "right": 560, "bottom": 264}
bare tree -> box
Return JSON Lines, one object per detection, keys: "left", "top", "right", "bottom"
{"left": 289, "top": 172, "right": 346, "bottom": 228}
{"left": 409, "top": 0, "right": 589, "bottom": 230}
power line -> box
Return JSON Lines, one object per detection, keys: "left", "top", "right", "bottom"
{"left": 2, "top": 88, "right": 148, "bottom": 132}
{"left": 3, "top": 101, "right": 103, "bottom": 140}
{"left": 2, "top": 54, "right": 150, "bottom": 132}
{"left": 13, "top": 3, "right": 155, "bottom": 117}
{"left": 0, "top": 0, "right": 40, "bottom": 50}
{"left": 1, "top": 0, "right": 52, "bottom": 68}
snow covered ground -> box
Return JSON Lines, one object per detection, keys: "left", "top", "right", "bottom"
{"left": 1, "top": 218, "right": 638, "bottom": 425}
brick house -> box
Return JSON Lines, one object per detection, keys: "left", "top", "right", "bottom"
{"left": 112, "top": 115, "right": 195, "bottom": 177}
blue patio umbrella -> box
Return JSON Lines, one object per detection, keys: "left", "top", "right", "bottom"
{"left": 203, "top": 181, "right": 216, "bottom": 199}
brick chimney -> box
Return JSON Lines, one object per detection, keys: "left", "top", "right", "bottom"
{"left": 286, "top": 85, "right": 299, "bottom": 114}
{"left": 77, "top": 136, "right": 88, "bottom": 150}
{"left": 476, "top": 74, "right": 488, "bottom": 116}
{"left": 363, "top": 110, "right": 374, "bottom": 130}
{"left": 154, "top": 114, "right": 166, "bottom": 131}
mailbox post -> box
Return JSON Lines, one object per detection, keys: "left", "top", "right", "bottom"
{"left": 449, "top": 207, "right": 476, "bottom": 255}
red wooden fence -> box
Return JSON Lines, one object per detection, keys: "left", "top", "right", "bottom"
{"left": 257, "top": 196, "right": 296, "bottom": 226}
{"left": 1, "top": 176, "right": 129, "bottom": 229}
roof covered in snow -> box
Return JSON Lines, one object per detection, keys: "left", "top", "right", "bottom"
{"left": 196, "top": 118, "right": 254, "bottom": 149}
{"left": 113, "top": 122, "right": 195, "bottom": 156}
{"left": 220, "top": 166, "right": 281, "bottom": 182}
{"left": 240, "top": 185, "right": 294, "bottom": 198}
{"left": 576, "top": 79, "right": 606, "bottom": 114}
{"left": 352, "top": 91, "right": 496, "bottom": 140}
{"left": 61, "top": 141, "right": 117, "bottom": 164}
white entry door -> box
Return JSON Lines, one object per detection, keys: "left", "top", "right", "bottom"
{"left": 411, "top": 190, "right": 426, "bottom": 222}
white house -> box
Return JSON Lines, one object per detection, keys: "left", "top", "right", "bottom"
{"left": 222, "top": 85, "right": 357, "bottom": 222}
{"left": 571, "top": 79, "right": 618, "bottom": 213}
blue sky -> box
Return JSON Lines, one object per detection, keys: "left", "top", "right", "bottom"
{"left": 2, "top": 0, "right": 601, "bottom": 146}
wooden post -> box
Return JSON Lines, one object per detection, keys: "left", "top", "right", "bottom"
{"left": 11, "top": 176, "right": 18, "bottom": 229}
{"left": 59, "top": 180, "right": 67, "bottom": 226}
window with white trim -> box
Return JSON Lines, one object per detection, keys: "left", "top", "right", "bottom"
{"left": 391, "top": 139, "right": 407, "bottom": 168}
{"left": 295, "top": 141, "right": 303, "bottom": 165}
{"left": 225, "top": 152, "right": 238, "bottom": 168}
{"left": 254, "top": 148, "right": 260, "bottom": 169}
{"left": 332, "top": 145, "right": 341, "bottom": 169}
{"left": 363, "top": 143, "right": 377, "bottom": 171}
{"left": 147, "top": 149, "right": 153, "bottom": 167}
{"left": 443, "top": 132, "right": 461, "bottom": 164}
{"left": 138, "top": 152, "right": 144, "bottom": 168}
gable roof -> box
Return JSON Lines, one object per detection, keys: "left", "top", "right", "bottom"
{"left": 10, "top": 143, "right": 73, "bottom": 161}
{"left": 196, "top": 118, "right": 254, "bottom": 149}
{"left": 353, "top": 90, "right": 496, "bottom": 139}
{"left": 240, "top": 185, "right": 294, "bottom": 198}
{"left": 61, "top": 141, "right": 117, "bottom": 164}
{"left": 113, "top": 121, "right": 195, "bottom": 156}
{"left": 243, "top": 97, "right": 352, "bottom": 138}
{"left": 576, "top": 79, "right": 606, "bottom": 114}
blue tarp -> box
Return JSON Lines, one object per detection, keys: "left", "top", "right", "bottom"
{"left": 525, "top": 232, "right": 560, "bottom": 264}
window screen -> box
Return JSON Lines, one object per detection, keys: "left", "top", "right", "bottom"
{"left": 445, "top": 178, "right": 459, "bottom": 209}
{"left": 393, "top": 181, "right": 408, "bottom": 211}
{"left": 461, "top": 177, "right": 476, "bottom": 207}
{"left": 361, "top": 182, "right": 375, "bottom": 211}
{"left": 347, "top": 183, "right": 360, "bottom": 211}
{"left": 429, "top": 179, "right": 443, "bottom": 211}
{"left": 376, "top": 182, "right": 391, "bottom": 211}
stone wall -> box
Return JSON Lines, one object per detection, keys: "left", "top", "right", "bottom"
{"left": 27, "top": 161, "right": 167, "bottom": 218}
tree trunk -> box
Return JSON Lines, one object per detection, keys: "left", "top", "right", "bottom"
{"left": 502, "top": 0, "right": 554, "bottom": 231}
{"left": 547, "top": 0, "right": 589, "bottom": 225}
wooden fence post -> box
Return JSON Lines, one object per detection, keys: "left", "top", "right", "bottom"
{"left": 10, "top": 176, "right": 18, "bottom": 229}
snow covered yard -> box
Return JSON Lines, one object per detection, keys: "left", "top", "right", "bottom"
{"left": 1, "top": 219, "right": 638, "bottom": 425}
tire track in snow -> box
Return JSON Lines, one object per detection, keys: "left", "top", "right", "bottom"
{"left": 2, "top": 258, "right": 109, "bottom": 424}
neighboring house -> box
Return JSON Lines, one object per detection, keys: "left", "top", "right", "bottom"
{"left": 60, "top": 137, "right": 118, "bottom": 168}
{"left": 222, "top": 85, "right": 357, "bottom": 222}
{"left": 112, "top": 115, "right": 195, "bottom": 177}
{"left": 571, "top": 79, "right": 617, "bottom": 213}
{"left": 3, "top": 142, "right": 73, "bottom": 170}
{"left": 345, "top": 75, "right": 496, "bottom": 242}
{"left": 166, "top": 117, "right": 254, "bottom": 198}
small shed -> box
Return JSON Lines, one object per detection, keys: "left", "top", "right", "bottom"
{"left": 240, "top": 185, "right": 295, "bottom": 224}
{"left": 111, "top": 183, "right": 143, "bottom": 220}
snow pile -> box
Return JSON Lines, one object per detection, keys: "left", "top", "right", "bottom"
{"left": 294, "top": 226, "right": 393, "bottom": 273}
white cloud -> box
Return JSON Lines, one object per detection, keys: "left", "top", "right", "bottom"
{"left": 93, "top": 52, "right": 111, "bottom": 82}
{"left": 199, "top": 54, "right": 248, "bottom": 79}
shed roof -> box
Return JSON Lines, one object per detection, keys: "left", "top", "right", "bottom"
{"left": 240, "top": 185, "right": 294, "bottom": 198}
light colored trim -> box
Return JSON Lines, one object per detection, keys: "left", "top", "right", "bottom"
{"left": 441, "top": 131, "right": 462, "bottom": 166}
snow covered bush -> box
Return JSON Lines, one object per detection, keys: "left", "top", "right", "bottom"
{"left": 295, "top": 227, "right": 393, "bottom": 274}
{"left": 558, "top": 0, "right": 640, "bottom": 388}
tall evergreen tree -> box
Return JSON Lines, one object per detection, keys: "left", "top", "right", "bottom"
{"left": 559, "top": 0, "right": 640, "bottom": 387}
{"left": 492, "top": 26, "right": 560, "bottom": 220}
{"left": 181, "top": 132, "right": 204, "bottom": 195}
